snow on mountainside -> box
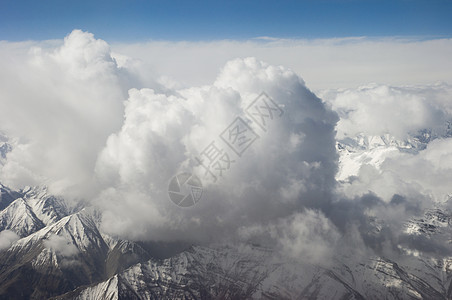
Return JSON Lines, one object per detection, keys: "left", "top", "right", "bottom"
{"left": 336, "top": 134, "right": 408, "bottom": 181}
{"left": 59, "top": 245, "right": 340, "bottom": 300}
{"left": 0, "top": 210, "right": 109, "bottom": 298}
{"left": 0, "top": 186, "right": 451, "bottom": 298}
{"left": 22, "top": 186, "right": 70, "bottom": 226}
{"left": 405, "top": 208, "right": 451, "bottom": 237}
{"left": 59, "top": 236, "right": 452, "bottom": 300}
{"left": 0, "top": 186, "right": 70, "bottom": 238}
{"left": 336, "top": 123, "right": 452, "bottom": 181}
{"left": 0, "top": 186, "right": 154, "bottom": 299}
{"left": 55, "top": 207, "right": 452, "bottom": 299}
{"left": 0, "top": 197, "right": 44, "bottom": 237}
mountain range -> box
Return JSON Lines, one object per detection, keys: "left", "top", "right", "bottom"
{"left": 1, "top": 129, "right": 452, "bottom": 299}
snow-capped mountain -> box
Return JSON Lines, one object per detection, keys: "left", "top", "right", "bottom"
{"left": 57, "top": 232, "right": 452, "bottom": 300}
{"left": 22, "top": 186, "right": 70, "bottom": 226}
{"left": 0, "top": 197, "right": 45, "bottom": 237}
{"left": 0, "top": 186, "right": 155, "bottom": 299}
{"left": 0, "top": 186, "right": 73, "bottom": 238}
{"left": 0, "top": 211, "right": 109, "bottom": 298}
{"left": 336, "top": 123, "right": 452, "bottom": 182}
{"left": 0, "top": 182, "right": 450, "bottom": 299}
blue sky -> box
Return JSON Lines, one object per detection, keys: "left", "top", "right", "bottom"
{"left": 1, "top": 0, "right": 452, "bottom": 41}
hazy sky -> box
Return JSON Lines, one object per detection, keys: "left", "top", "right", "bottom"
{"left": 1, "top": 0, "right": 452, "bottom": 41}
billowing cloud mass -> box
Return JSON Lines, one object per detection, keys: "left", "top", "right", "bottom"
{"left": 1, "top": 30, "right": 452, "bottom": 260}
{"left": 94, "top": 56, "right": 339, "bottom": 242}
{"left": 0, "top": 30, "right": 126, "bottom": 198}
{"left": 320, "top": 84, "right": 452, "bottom": 140}
{"left": 0, "top": 30, "right": 339, "bottom": 247}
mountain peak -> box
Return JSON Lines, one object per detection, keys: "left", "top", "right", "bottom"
{"left": 0, "top": 197, "right": 44, "bottom": 237}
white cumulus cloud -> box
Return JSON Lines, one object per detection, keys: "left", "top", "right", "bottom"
{"left": 0, "top": 30, "right": 127, "bottom": 198}
{"left": 94, "top": 57, "right": 339, "bottom": 242}
{"left": 1, "top": 30, "right": 451, "bottom": 260}
{"left": 320, "top": 83, "right": 452, "bottom": 139}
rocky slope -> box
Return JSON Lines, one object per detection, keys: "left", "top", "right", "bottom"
{"left": 0, "top": 184, "right": 448, "bottom": 299}
{"left": 0, "top": 187, "right": 153, "bottom": 299}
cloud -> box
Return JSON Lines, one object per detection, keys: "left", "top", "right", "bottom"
{"left": 111, "top": 37, "right": 452, "bottom": 91}
{"left": 44, "top": 234, "right": 79, "bottom": 257}
{"left": 2, "top": 31, "right": 336, "bottom": 247}
{"left": 1, "top": 30, "right": 451, "bottom": 262}
{"left": 319, "top": 83, "right": 452, "bottom": 258}
{"left": 320, "top": 83, "right": 452, "bottom": 139}
{"left": 239, "top": 209, "right": 341, "bottom": 265}
{"left": 94, "top": 57, "right": 339, "bottom": 243}
{"left": 322, "top": 83, "right": 452, "bottom": 206}
{"left": 0, "top": 30, "right": 127, "bottom": 198}
{"left": 0, "top": 230, "right": 19, "bottom": 251}
{"left": 349, "top": 138, "right": 452, "bottom": 204}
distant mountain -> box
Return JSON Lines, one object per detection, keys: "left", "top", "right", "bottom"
{"left": 336, "top": 122, "right": 452, "bottom": 181}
